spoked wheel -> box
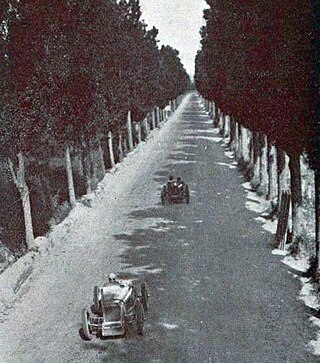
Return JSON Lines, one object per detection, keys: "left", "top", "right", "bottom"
{"left": 141, "top": 282, "right": 149, "bottom": 311}
{"left": 81, "top": 308, "right": 92, "bottom": 341}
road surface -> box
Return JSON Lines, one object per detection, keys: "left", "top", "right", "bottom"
{"left": 0, "top": 93, "right": 317, "bottom": 363}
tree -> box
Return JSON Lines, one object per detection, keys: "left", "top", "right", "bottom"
{"left": 196, "top": 0, "right": 315, "bottom": 245}
{"left": 0, "top": 0, "right": 190, "bottom": 252}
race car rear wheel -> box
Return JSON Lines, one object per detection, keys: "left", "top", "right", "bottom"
{"left": 161, "top": 190, "right": 165, "bottom": 205}
{"left": 185, "top": 185, "right": 190, "bottom": 204}
{"left": 136, "top": 301, "right": 144, "bottom": 335}
{"left": 81, "top": 308, "right": 92, "bottom": 341}
{"left": 93, "top": 286, "right": 100, "bottom": 313}
{"left": 161, "top": 186, "right": 167, "bottom": 205}
{"left": 141, "top": 282, "right": 149, "bottom": 311}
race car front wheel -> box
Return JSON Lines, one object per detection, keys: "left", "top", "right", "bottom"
{"left": 81, "top": 308, "right": 92, "bottom": 341}
{"left": 141, "top": 282, "right": 149, "bottom": 311}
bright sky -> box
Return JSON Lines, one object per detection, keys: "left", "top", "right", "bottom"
{"left": 139, "top": 0, "right": 208, "bottom": 77}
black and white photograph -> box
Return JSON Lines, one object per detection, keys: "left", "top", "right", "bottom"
{"left": 1, "top": 0, "right": 320, "bottom": 362}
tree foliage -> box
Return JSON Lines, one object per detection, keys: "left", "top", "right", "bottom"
{"left": 0, "top": 0, "right": 190, "bottom": 158}
{"left": 195, "top": 0, "right": 315, "bottom": 157}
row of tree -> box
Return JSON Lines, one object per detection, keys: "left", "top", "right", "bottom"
{"left": 195, "top": 1, "right": 320, "bottom": 269}
{"left": 0, "top": 0, "right": 190, "bottom": 252}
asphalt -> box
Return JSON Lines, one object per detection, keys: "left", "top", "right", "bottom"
{"left": 0, "top": 93, "right": 318, "bottom": 363}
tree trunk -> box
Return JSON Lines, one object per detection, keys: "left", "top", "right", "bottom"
{"left": 229, "top": 117, "right": 236, "bottom": 149}
{"left": 214, "top": 108, "right": 220, "bottom": 128}
{"left": 118, "top": 134, "right": 124, "bottom": 161}
{"left": 259, "top": 134, "right": 268, "bottom": 195}
{"left": 123, "top": 137, "right": 128, "bottom": 157}
{"left": 127, "top": 110, "right": 134, "bottom": 151}
{"left": 169, "top": 100, "right": 173, "bottom": 113}
{"left": 224, "top": 115, "right": 230, "bottom": 139}
{"left": 235, "top": 122, "right": 241, "bottom": 160}
{"left": 315, "top": 169, "right": 320, "bottom": 269}
{"left": 156, "top": 107, "right": 160, "bottom": 127}
{"left": 233, "top": 121, "right": 238, "bottom": 158}
{"left": 137, "top": 122, "right": 142, "bottom": 144}
{"left": 220, "top": 113, "right": 226, "bottom": 137}
{"left": 82, "top": 140, "right": 92, "bottom": 195}
{"left": 267, "top": 139, "right": 277, "bottom": 201}
{"left": 97, "top": 138, "right": 106, "bottom": 176}
{"left": 75, "top": 151, "right": 83, "bottom": 177}
{"left": 8, "top": 152, "right": 35, "bottom": 249}
{"left": 241, "top": 126, "right": 250, "bottom": 162}
{"left": 252, "top": 132, "right": 261, "bottom": 189}
{"left": 288, "top": 152, "right": 303, "bottom": 243}
{"left": 65, "top": 146, "right": 76, "bottom": 207}
{"left": 141, "top": 118, "right": 146, "bottom": 139}
{"left": 151, "top": 108, "right": 156, "bottom": 130}
{"left": 277, "top": 146, "right": 285, "bottom": 203}
{"left": 108, "top": 131, "right": 115, "bottom": 168}
{"left": 89, "top": 142, "right": 98, "bottom": 185}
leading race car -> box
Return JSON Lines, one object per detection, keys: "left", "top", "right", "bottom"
{"left": 161, "top": 176, "right": 190, "bottom": 205}
{"left": 79, "top": 275, "right": 149, "bottom": 341}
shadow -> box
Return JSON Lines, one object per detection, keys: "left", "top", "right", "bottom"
{"left": 306, "top": 305, "right": 320, "bottom": 319}
{"left": 167, "top": 151, "right": 196, "bottom": 162}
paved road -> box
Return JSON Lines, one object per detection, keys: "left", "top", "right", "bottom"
{"left": 0, "top": 93, "right": 317, "bottom": 363}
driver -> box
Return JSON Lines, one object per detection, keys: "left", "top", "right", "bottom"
{"left": 108, "top": 273, "right": 131, "bottom": 286}
{"left": 167, "top": 175, "right": 175, "bottom": 191}
{"left": 108, "top": 273, "right": 118, "bottom": 284}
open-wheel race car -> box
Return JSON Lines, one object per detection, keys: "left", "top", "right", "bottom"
{"left": 161, "top": 176, "right": 190, "bottom": 205}
{"left": 79, "top": 274, "right": 149, "bottom": 341}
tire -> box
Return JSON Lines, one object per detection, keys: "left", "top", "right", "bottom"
{"left": 141, "top": 282, "right": 149, "bottom": 311}
{"left": 93, "top": 286, "right": 100, "bottom": 313}
{"left": 82, "top": 308, "right": 92, "bottom": 341}
{"left": 185, "top": 185, "right": 190, "bottom": 204}
{"left": 136, "top": 302, "right": 144, "bottom": 335}
{"left": 123, "top": 319, "right": 129, "bottom": 337}
{"left": 79, "top": 328, "right": 91, "bottom": 341}
{"left": 161, "top": 191, "right": 165, "bottom": 205}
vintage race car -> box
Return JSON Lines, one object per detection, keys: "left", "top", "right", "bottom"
{"left": 79, "top": 280, "right": 149, "bottom": 340}
{"left": 161, "top": 178, "right": 190, "bottom": 205}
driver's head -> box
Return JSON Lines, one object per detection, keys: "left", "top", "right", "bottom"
{"left": 177, "top": 177, "right": 181, "bottom": 183}
{"left": 108, "top": 273, "right": 117, "bottom": 283}
{"left": 169, "top": 175, "right": 174, "bottom": 181}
